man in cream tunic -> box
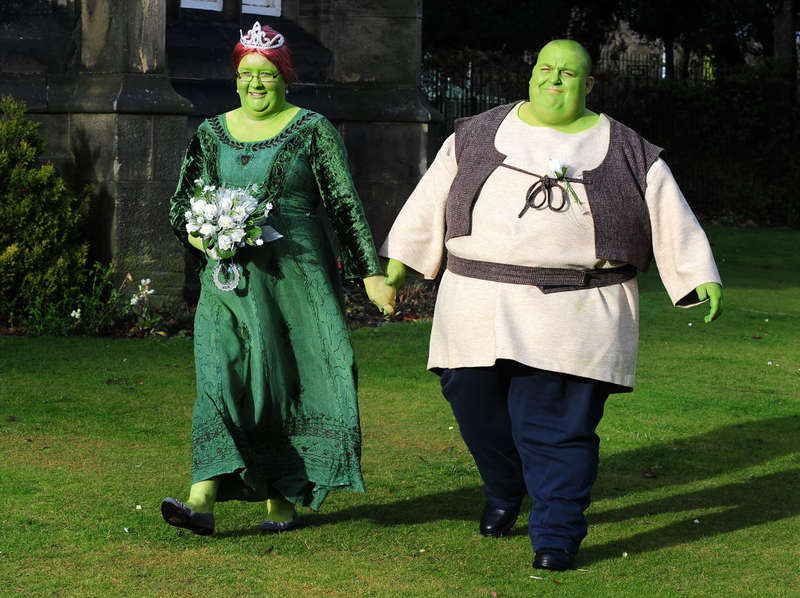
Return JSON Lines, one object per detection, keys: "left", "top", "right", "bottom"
{"left": 380, "top": 40, "right": 723, "bottom": 571}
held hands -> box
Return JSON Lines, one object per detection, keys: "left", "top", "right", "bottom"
{"left": 364, "top": 275, "right": 397, "bottom": 316}
{"left": 696, "top": 282, "right": 723, "bottom": 323}
{"left": 364, "top": 259, "right": 408, "bottom": 316}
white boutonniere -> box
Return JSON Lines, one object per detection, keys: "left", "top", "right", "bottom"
{"left": 547, "top": 158, "right": 589, "bottom": 215}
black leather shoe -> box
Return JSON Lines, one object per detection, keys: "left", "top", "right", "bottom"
{"left": 161, "top": 497, "right": 215, "bottom": 535}
{"left": 479, "top": 503, "right": 519, "bottom": 537}
{"left": 532, "top": 547, "right": 574, "bottom": 571}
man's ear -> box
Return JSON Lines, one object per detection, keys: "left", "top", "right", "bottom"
{"left": 585, "top": 76, "right": 595, "bottom": 94}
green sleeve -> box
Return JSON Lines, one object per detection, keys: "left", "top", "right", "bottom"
{"left": 309, "top": 118, "right": 383, "bottom": 280}
{"left": 168, "top": 126, "right": 218, "bottom": 271}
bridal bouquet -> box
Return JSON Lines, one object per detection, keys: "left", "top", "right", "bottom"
{"left": 185, "top": 179, "right": 282, "bottom": 291}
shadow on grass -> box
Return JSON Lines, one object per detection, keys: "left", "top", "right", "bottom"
{"left": 216, "top": 415, "right": 800, "bottom": 562}
{"left": 213, "top": 486, "right": 515, "bottom": 538}
{"left": 580, "top": 467, "right": 800, "bottom": 566}
{"left": 594, "top": 415, "right": 800, "bottom": 501}
{"left": 579, "top": 414, "right": 800, "bottom": 565}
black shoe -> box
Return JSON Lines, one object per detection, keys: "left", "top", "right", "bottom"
{"left": 259, "top": 511, "right": 300, "bottom": 532}
{"left": 479, "top": 503, "right": 519, "bottom": 537}
{"left": 532, "top": 547, "right": 574, "bottom": 571}
{"left": 161, "top": 497, "right": 215, "bottom": 536}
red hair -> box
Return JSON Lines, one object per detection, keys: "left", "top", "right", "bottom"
{"left": 232, "top": 24, "right": 296, "bottom": 86}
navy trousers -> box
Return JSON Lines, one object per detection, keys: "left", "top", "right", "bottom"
{"left": 440, "top": 360, "right": 610, "bottom": 553}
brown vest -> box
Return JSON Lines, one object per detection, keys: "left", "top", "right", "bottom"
{"left": 445, "top": 102, "right": 663, "bottom": 273}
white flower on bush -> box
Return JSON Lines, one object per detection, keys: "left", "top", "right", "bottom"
{"left": 132, "top": 280, "right": 154, "bottom": 306}
{"left": 139, "top": 279, "right": 155, "bottom": 296}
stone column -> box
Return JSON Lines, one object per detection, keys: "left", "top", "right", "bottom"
{"left": 66, "top": 0, "right": 192, "bottom": 303}
{"left": 329, "top": 0, "right": 435, "bottom": 246}
{"left": 289, "top": 0, "right": 438, "bottom": 247}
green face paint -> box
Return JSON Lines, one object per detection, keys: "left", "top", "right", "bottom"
{"left": 236, "top": 54, "right": 287, "bottom": 120}
{"left": 524, "top": 40, "right": 595, "bottom": 129}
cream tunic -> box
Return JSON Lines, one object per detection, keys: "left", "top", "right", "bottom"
{"left": 380, "top": 107, "right": 721, "bottom": 390}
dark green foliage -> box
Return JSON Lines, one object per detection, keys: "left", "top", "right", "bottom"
{"left": 422, "top": 0, "right": 800, "bottom": 228}
{"left": 0, "top": 96, "right": 92, "bottom": 318}
{"left": 422, "top": 0, "right": 619, "bottom": 58}
{"left": 611, "top": 65, "right": 800, "bottom": 227}
{"left": 424, "top": 50, "right": 800, "bottom": 228}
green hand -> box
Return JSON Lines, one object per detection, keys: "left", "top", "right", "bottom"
{"left": 696, "top": 282, "right": 723, "bottom": 323}
{"left": 364, "top": 274, "right": 396, "bottom": 316}
{"left": 386, "top": 258, "right": 407, "bottom": 291}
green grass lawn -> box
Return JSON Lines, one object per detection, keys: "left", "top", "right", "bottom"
{"left": 1, "top": 225, "right": 798, "bottom": 597}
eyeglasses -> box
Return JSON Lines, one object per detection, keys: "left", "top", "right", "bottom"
{"left": 237, "top": 71, "right": 281, "bottom": 83}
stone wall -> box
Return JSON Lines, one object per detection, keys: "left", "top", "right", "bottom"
{"left": 168, "top": 0, "right": 438, "bottom": 252}
{"left": 1, "top": 0, "right": 194, "bottom": 303}
{"left": 1, "top": 0, "right": 437, "bottom": 304}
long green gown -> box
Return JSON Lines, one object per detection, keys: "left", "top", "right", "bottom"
{"left": 168, "top": 110, "right": 382, "bottom": 510}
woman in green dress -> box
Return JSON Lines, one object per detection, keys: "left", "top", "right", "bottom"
{"left": 161, "top": 22, "right": 395, "bottom": 535}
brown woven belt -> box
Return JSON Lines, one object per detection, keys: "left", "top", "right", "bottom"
{"left": 446, "top": 254, "right": 637, "bottom": 294}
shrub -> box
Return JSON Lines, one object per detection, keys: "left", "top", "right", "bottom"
{"left": 0, "top": 96, "right": 93, "bottom": 320}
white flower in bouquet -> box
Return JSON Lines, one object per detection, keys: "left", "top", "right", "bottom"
{"left": 229, "top": 228, "right": 246, "bottom": 244}
{"left": 217, "top": 189, "right": 236, "bottom": 212}
{"left": 217, "top": 234, "right": 234, "bottom": 252}
{"left": 202, "top": 202, "right": 219, "bottom": 220}
{"left": 184, "top": 180, "right": 281, "bottom": 260}
{"left": 199, "top": 222, "right": 218, "bottom": 237}
{"left": 190, "top": 197, "right": 208, "bottom": 213}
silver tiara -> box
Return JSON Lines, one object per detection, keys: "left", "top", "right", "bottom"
{"left": 240, "top": 22, "right": 284, "bottom": 50}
